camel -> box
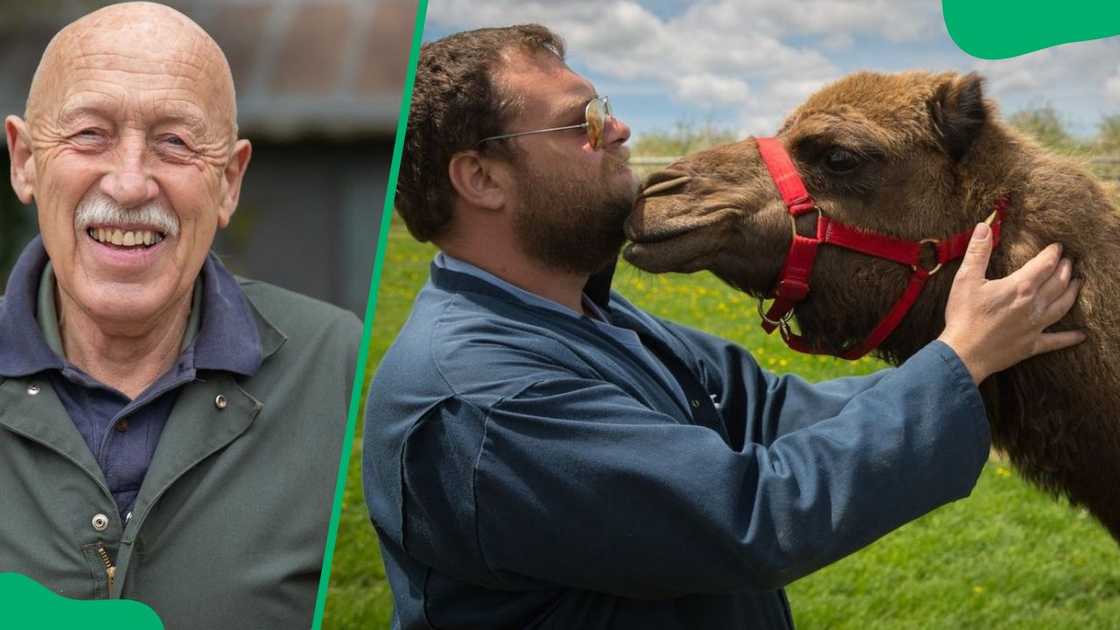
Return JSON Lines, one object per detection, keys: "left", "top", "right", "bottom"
{"left": 623, "top": 70, "right": 1120, "bottom": 542}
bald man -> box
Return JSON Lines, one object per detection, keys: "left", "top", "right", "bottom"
{"left": 0, "top": 3, "right": 360, "bottom": 627}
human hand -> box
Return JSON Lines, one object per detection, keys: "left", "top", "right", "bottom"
{"left": 937, "top": 222, "right": 1085, "bottom": 384}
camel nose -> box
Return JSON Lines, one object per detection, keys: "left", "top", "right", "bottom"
{"left": 641, "top": 168, "right": 692, "bottom": 197}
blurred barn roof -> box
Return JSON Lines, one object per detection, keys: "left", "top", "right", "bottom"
{"left": 0, "top": 0, "right": 415, "bottom": 142}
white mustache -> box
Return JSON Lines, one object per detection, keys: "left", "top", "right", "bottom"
{"left": 74, "top": 193, "right": 180, "bottom": 238}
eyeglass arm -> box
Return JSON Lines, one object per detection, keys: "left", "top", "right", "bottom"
{"left": 477, "top": 123, "right": 589, "bottom": 145}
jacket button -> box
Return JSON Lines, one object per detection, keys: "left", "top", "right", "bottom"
{"left": 214, "top": 394, "right": 227, "bottom": 410}
{"left": 114, "top": 419, "right": 128, "bottom": 433}
{"left": 690, "top": 399, "right": 701, "bottom": 409}
{"left": 27, "top": 384, "right": 40, "bottom": 396}
{"left": 91, "top": 513, "right": 110, "bottom": 532}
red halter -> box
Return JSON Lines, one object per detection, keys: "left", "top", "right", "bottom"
{"left": 755, "top": 136, "right": 1006, "bottom": 360}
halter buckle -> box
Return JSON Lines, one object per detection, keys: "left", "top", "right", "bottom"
{"left": 789, "top": 206, "right": 823, "bottom": 240}
{"left": 911, "top": 238, "right": 943, "bottom": 276}
{"left": 757, "top": 298, "right": 795, "bottom": 327}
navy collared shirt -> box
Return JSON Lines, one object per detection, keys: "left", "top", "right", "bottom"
{"left": 0, "top": 237, "right": 263, "bottom": 520}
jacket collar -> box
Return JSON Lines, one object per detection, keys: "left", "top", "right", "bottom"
{"left": 428, "top": 256, "right": 618, "bottom": 313}
{"left": 0, "top": 237, "right": 265, "bottom": 379}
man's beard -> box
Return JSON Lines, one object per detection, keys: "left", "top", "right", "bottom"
{"left": 511, "top": 155, "right": 636, "bottom": 275}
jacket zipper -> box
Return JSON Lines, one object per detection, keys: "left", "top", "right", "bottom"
{"left": 96, "top": 543, "right": 116, "bottom": 594}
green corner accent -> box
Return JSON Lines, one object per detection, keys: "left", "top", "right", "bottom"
{"left": 308, "top": 1, "right": 430, "bottom": 628}
{"left": 0, "top": 573, "right": 163, "bottom": 629}
{"left": 943, "top": 0, "right": 1120, "bottom": 59}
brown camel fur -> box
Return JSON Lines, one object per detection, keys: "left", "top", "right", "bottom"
{"left": 624, "top": 70, "right": 1120, "bottom": 542}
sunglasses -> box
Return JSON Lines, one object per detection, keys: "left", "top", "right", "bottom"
{"left": 476, "top": 96, "right": 613, "bottom": 150}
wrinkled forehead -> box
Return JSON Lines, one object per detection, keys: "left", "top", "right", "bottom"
{"left": 29, "top": 5, "right": 236, "bottom": 135}
{"left": 72, "top": 16, "right": 219, "bottom": 72}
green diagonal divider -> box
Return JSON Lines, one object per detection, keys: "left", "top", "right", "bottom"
{"left": 309, "top": 0, "right": 430, "bottom": 628}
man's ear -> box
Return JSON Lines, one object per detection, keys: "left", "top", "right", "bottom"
{"left": 217, "top": 138, "right": 252, "bottom": 228}
{"left": 928, "top": 72, "right": 987, "bottom": 163}
{"left": 6, "top": 116, "right": 36, "bottom": 204}
{"left": 447, "top": 150, "right": 510, "bottom": 211}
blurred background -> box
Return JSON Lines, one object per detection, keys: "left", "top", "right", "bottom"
{"left": 0, "top": 0, "right": 418, "bottom": 316}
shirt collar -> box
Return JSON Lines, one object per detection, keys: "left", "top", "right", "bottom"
{"left": 0, "top": 236, "right": 262, "bottom": 378}
{"left": 433, "top": 252, "right": 618, "bottom": 320}
{"left": 36, "top": 261, "right": 205, "bottom": 358}
{"left": 0, "top": 238, "right": 61, "bottom": 376}
{"left": 434, "top": 252, "right": 587, "bottom": 319}
{"left": 192, "top": 253, "right": 263, "bottom": 375}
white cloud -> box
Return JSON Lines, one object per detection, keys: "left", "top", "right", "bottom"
{"left": 972, "top": 39, "right": 1120, "bottom": 99}
{"left": 427, "top": 0, "right": 1120, "bottom": 139}
{"left": 427, "top": 0, "right": 847, "bottom": 135}
{"left": 672, "top": 74, "right": 750, "bottom": 106}
{"left": 820, "top": 32, "right": 855, "bottom": 51}
{"left": 739, "top": 113, "right": 783, "bottom": 137}
{"left": 964, "top": 38, "right": 1120, "bottom": 132}
{"left": 1108, "top": 67, "right": 1120, "bottom": 104}
{"left": 691, "top": 0, "right": 943, "bottom": 42}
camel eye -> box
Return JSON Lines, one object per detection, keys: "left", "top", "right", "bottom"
{"left": 824, "top": 147, "right": 861, "bottom": 173}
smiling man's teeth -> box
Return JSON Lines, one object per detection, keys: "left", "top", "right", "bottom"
{"left": 88, "top": 228, "right": 165, "bottom": 247}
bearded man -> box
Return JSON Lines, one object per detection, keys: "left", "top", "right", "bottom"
{"left": 0, "top": 3, "right": 360, "bottom": 628}
{"left": 364, "top": 24, "right": 1083, "bottom": 630}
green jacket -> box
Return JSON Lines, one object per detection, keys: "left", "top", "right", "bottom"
{"left": 0, "top": 278, "right": 361, "bottom": 629}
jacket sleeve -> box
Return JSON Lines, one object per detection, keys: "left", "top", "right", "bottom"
{"left": 401, "top": 339, "right": 990, "bottom": 599}
{"left": 660, "top": 320, "right": 896, "bottom": 446}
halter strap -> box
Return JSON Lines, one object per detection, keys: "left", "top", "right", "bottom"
{"left": 755, "top": 136, "right": 1007, "bottom": 360}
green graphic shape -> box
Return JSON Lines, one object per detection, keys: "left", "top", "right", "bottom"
{"left": 309, "top": 0, "right": 430, "bottom": 628}
{"left": 0, "top": 573, "right": 163, "bottom": 629}
{"left": 943, "top": 0, "right": 1120, "bottom": 59}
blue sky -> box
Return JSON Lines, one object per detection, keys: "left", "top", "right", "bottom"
{"left": 424, "top": 0, "right": 1120, "bottom": 140}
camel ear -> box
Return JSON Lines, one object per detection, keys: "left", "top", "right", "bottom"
{"left": 929, "top": 72, "right": 986, "bottom": 162}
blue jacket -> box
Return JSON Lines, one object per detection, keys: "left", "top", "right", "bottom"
{"left": 364, "top": 263, "right": 990, "bottom": 629}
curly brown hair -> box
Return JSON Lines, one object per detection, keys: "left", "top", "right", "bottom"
{"left": 395, "top": 24, "right": 566, "bottom": 242}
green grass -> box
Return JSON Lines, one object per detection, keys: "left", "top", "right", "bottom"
{"left": 323, "top": 219, "right": 1120, "bottom": 629}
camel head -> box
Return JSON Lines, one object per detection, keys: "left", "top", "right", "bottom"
{"left": 625, "top": 71, "right": 1120, "bottom": 544}
{"left": 625, "top": 71, "right": 1004, "bottom": 359}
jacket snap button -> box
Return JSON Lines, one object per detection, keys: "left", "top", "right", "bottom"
{"left": 690, "top": 399, "right": 701, "bottom": 408}
{"left": 91, "top": 513, "right": 109, "bottom": 532}
{"left": 214, "top": 394, "right": 227, "bottom": 410}
{"left": 27, "top": 384, "right": 40, "bottom": 396}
